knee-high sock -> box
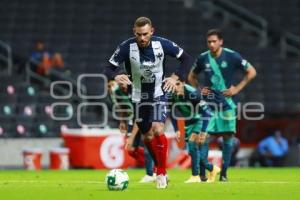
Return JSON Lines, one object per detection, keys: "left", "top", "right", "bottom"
{"left": 144, "top": 147, "right": 154, "bottom": 176}
{"left": 154, "top": 134, "right": 168, "bottom": 175}
{"left": 199, "top": 161, "right": 206, "bottom": 177}
{"left": 221, "top": 137, "right": 233, "bottom": 176}
{"left": 143, "top": 134, "right": 168, "bottom": 175}
{"left": 199, "top": 140, "right": 213, "bottom": 172}
{"left": 188, "top": 141, "right": 199, "bottom": 176}
{"left": 128, "top": 147, "right": 145, "bottom": 167}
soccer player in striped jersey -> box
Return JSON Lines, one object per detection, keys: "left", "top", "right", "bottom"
{"left": 105, "top": 17, "right": 192, "bottom": 189}
{"left": 188, "top": 29, "right": 256, "bottom": 181}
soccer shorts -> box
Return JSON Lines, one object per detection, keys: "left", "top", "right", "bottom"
{"left": 184, "top": 119, "right": 202, "bottom": 141}
{"left": 134, "top": 95, "right": 168, "bottom": 134}
{"left": 207, "top": 108, "right": 237, "bottom": 134}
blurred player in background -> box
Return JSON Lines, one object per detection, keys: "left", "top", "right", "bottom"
{"left": 105, "top": 17, "right": 192, "bottom": 188}
{"left": 172, "top": 80, "right": 220, "bottom": 183}
{"left": 188, "top": 29, "right": 256, "bottom": 181}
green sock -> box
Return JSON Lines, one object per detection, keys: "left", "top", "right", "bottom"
{"left": 221, "top": 137, "right": 233, "bottom": 177}
{"left": 199, "top": 141, "right": 213, "bottom": 172}
{"left": 188, "top": 141, "right": 199, "bottom": 176}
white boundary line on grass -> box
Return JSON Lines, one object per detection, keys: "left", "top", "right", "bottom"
{"left": 0, "top": 180, "right": 104, "bottom": 184}
{"left": 1, "top": 180, "right": 300, "bottom": 184}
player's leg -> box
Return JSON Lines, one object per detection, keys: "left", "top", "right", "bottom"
{"left": 125, "top": 122, "right": 146, "bottom": 167}
{"left": 220, "top": 134, "right": 234, "bottom": 181}
{"left": 199, "top": 111, "right": 216, "bottom": 182}
{"left": 198, "top": 134, "right": 220, "bottom": 182}
{"left": 142, "top": 122, "right": 168, "bottom": 188}
{"left": 138, "top": 100, "right": 168, "bottom": 188}
{"left": 139, "top": 135, "right": 156, "bottom": 183}
{"left": 184, "top": 123, "right": 201, "bottom": 183}
{"left": 218, "top": 109, "right": 237, "bottom": 181}
{"left": 151, "top": 99, "right": 169, "bottom": 188}
{"left": 144, "top": 146, "right": 155, "bottom": 175}
{"left": 199, "top": 161, "right": 207, "bottom": 182}
{"left": 128, "top": 131, "right": 146, "bottom": 167}
{"left": 135, "top": 103, "right": 158, "bottom": 168}
{"left": 149, "top": 123, "right": 167, "bottom": 175}
{"left": 185, "top": 131, "right": 201, "bottom": 183}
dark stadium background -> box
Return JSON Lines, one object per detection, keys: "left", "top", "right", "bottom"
{"left": 0, "top": 0, "right": 299, "bottom": 168}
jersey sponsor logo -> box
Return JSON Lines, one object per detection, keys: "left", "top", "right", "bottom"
{"left": 141, "top": 71, "right": 155, "bottom": 83}
{"left": 140, "top": 61, "right": 156, "bottom": 83}
{"left": 221, "top": 61, "right": 228, "bottom": 68}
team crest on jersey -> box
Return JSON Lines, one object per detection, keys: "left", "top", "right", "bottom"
{"left": 210, "top": 75, "right": 222, "bottom": 90}
{"left": 156, "top": 53, "right": 163, "bottom": 60}
{"left": 221, "top": 61, "right": 228, "bottom": 68}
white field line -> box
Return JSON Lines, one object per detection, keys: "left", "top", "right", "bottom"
{"left": 0, "top": 180, "right": 105, "bottom": 184}
{"left": 0, "top": 180, "right": 300, "bottom": 184}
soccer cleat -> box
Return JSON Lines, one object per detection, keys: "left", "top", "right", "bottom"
{"left": 219, "top": 175, "right": 228, "bottom": 182}
{"left": 139, "top": 175, "right": 156, "bottom": 183}
{"left": 200, "top": 176, "right": 208, "bottom": 182}
{"left": 156, "top": 174, "right": 168, "bottom": 189}
{"left": 184, "top": 175, "right": 201, "bottom": 183}
{"left": 207, "top": 165, "right": 221, "bottom": 183}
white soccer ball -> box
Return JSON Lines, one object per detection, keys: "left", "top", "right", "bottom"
{"left": 105, "top": 169, "right": 129, "bottom": 191}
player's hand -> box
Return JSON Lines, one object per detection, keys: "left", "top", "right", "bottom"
{"left": 223, "top": 85, "right": 239, "bottom": 97}
{"left": 175, "top": 130, "right": 181, "bottom": 142}
{"left": 119, "top": 121, "right": 128, "bottom": 134}
{"left": 163, "top": 76, "right": 178, "bottom": 92}
{"left": 197, "top": 132, "right": 207, "bottom": 144}
{"left": 115, "top": 74, "right": 132, "bottom": 85}
{"left": 201, "top": 87, "right": 211, "bottom": 96}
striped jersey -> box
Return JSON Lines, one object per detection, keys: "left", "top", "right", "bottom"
{"left": 109, "top": 36, "right": 183, "bottom": 102}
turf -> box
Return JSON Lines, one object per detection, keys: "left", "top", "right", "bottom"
{"left": 0, "top": 168, "right": 300, "bottom": 200}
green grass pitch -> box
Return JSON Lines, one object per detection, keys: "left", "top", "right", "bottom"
{"left": 0, "top": 168, "right": 300, "bottom": 200}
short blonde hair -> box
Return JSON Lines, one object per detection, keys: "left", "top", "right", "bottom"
{"left": 134, "top": 17, "right": 152, "bottom": 27}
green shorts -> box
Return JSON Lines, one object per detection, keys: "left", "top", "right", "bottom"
{"left": 184, "top": 119, "right": 202, "bottom": 141}
{"left": 207, "top": 109, "right": 237, "bottom": 134}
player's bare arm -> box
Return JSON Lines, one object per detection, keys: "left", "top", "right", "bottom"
{"left": 223, "top": 65, "right": 257, "bottom": 97}
{"left": 187, "top": 70, "right": 199, "bottom": 88}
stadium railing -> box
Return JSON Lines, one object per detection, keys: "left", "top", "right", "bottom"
{"left": 0, "top": 40, "right": 13, "bottom": 76}
{"left": 199, "top": 0, "right": 268, "bottom": 47}
{"left": 25, "top": 61, "right": 88, "bottom": 116}
{"left": 280, "top": 32, "right": 300, "bottom": 58}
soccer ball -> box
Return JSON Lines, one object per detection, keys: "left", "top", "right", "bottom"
{"left": 105, "top": 169, "right": 129, "bottom": 191}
